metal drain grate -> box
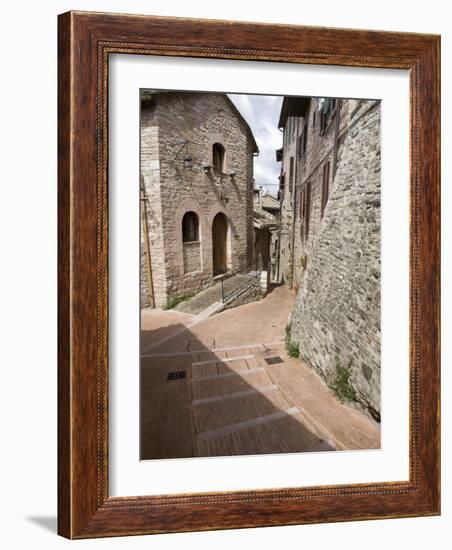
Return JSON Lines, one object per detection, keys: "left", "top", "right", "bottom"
{"left": 167, "top": 370, "right": 187, "bottom": 381}
{"left": 264, "top": 356, "right": 284, "bottom": 365}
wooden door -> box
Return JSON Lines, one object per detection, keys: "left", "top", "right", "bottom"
{"left": 212, "top": 212, "right": 228, "bottom": 276}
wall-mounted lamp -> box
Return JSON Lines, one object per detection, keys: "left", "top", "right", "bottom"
{"left": 229, "top": 171, "right": 236, "bottom": 179}
{"left": 171, "top": 139, "right": 193, "bottom": 170}
{"left": 203, "top": 164, "right": 213, "bottom": 174}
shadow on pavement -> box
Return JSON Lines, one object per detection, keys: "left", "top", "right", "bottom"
{"left": 140, "top": 323, "right": 334, "bottom": 460}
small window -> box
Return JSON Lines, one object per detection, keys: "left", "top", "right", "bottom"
{"left": 302, "top": 121, "right": 308, "bottom": 154}
{"left": 319, "top": 98, "right": 337, "bottom": 134}
{"left": 299, "top": 190, "right": 304, "bottom": 218}
{"left": 298, "top": 121, "right": 309, "bottom": 160}
{"left": 278, "top": 174, "right": 285, "bottom": 203}
{"left": 289, "top": 157, "right": 294, "bottom": 194}
{"left": 304, "top": 182, "right": 312, "bottom": 241}
{"left": 321, "top": 161, "right": 330, "bottom": 218}
{"left": 298, "top": 133, "right": 303, "bottom": 160}
{"left": 182, "top": 211, "right": 199, "bottom": 242}
{"left": 212, "top": 143, "right": 225, "bottom": 172}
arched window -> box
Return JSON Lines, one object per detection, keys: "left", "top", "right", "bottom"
{"left": 212, "top": 143, "right": 225, "bottom": 172}
{"left": 182, "top": 211, "right": 199, "bottom": 242}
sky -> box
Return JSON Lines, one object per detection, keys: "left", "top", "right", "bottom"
{"left": 228, "top": 94, "right": 283, "bottom": 197}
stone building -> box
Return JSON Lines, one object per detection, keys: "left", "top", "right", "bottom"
{"left": 253, "top": 187, "right": 280, "bottom": 280}
{"left": 140, "top": 91, "right": 258, "bottom": 309}
{"left": 277, "top": 96, "right": 381, "bottom": 420}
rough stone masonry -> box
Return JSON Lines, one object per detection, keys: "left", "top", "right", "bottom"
{"left": 140, "top": 91, "right": 257, "bottom": 309}
{"left": 278, "top": 97, "right": 381, "bottom": 420}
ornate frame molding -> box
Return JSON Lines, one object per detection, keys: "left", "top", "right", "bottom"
{"left": 58, "top": 11, "right": 440, "bottom": 538}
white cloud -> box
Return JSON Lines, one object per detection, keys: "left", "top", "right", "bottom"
{"left": 229, "top": 93, "right": 283, "bottom": 196}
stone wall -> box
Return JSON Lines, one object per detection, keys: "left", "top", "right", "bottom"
{"left": 278, "top": 115, "right": 299, "bottom": 287}
{"left": 141, "top": 92, "right": 256, "bottom": 308}
{"left": 183, "top": 242, "right": 201, "bottom": 273}
{"left": 222, "top": 278, "right": 263, "bottom": 311}
{"left": 254, "top": 227, "right": 270, "bottom": 271}
{"left": 289, "top": 101, "right": 381, "bottom": 419}
{"left": 140, "top": 117, "right": 168, "bottom": 308}
{"left": 140, "top": 240, "right": 151, "bottom": 308}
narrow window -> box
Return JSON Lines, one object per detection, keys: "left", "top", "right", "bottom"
{"left": 302, "top": 121, "right": 308, "bottom": 154}
{"left": 279, "top": 173, "right": 285, "bottom": 190}
{"left": 278, "top": 174, "right": 285, "bottom": 203}
{"left": 289, "top": 157, "right": 294, "bottom": 194}
{"left": 313, "top": 110, "right": 316, "bottom": 128}
{"left": 321, "top": 161, "right": 330, "bottom": 218}
{"left": 299, "top": 190, "right": 304, "bottom": 218}
{"left": 304, "top": 181, "right": 311, "bottom": 240}
{"left": 319, "top": 112, "right": 325, "bottom": 134}
{"left": 182, "top": 211, "right": 199, "bottom": 242}
{"left": 212, "top": 143, "right": 225, "bottom": 172}
{"left": 319, "top": 98, "right": 337, "bottom": 135}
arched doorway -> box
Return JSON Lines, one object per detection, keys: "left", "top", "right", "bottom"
{"left": 212, "top": 212, "right": 228, "bottom": 276}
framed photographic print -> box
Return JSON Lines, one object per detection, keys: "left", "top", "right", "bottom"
{"left": 58, "top": 11, "right": 440, "bottom": 538}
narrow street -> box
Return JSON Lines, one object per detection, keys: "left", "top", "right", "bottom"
{"left": 140, "top": 285, "right": 380, "bottom": 459}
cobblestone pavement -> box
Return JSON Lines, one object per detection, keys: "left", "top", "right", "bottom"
{"left": 140, "top": 285, "right": 380, "bottom": 459}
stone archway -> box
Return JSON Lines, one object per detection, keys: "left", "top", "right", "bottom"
{"left": 212, "top": 212, "right": 228, "bottom": 276}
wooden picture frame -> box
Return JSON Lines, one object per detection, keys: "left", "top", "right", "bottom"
{"left": 58, "top": 10, "right": 440, "bottom": 538}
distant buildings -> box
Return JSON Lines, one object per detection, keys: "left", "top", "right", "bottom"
{"left": 277, "top": 97, "right": 381, "bottom": 420}
{"left": 140, "top": 91, "right": 258, "bottom": 309}
{"left": 253, "top": 187, "right": 280, "bottom": 281}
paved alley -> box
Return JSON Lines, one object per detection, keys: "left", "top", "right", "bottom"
{"left": 140, "top": 285, "right": 380, "bottom": 460}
